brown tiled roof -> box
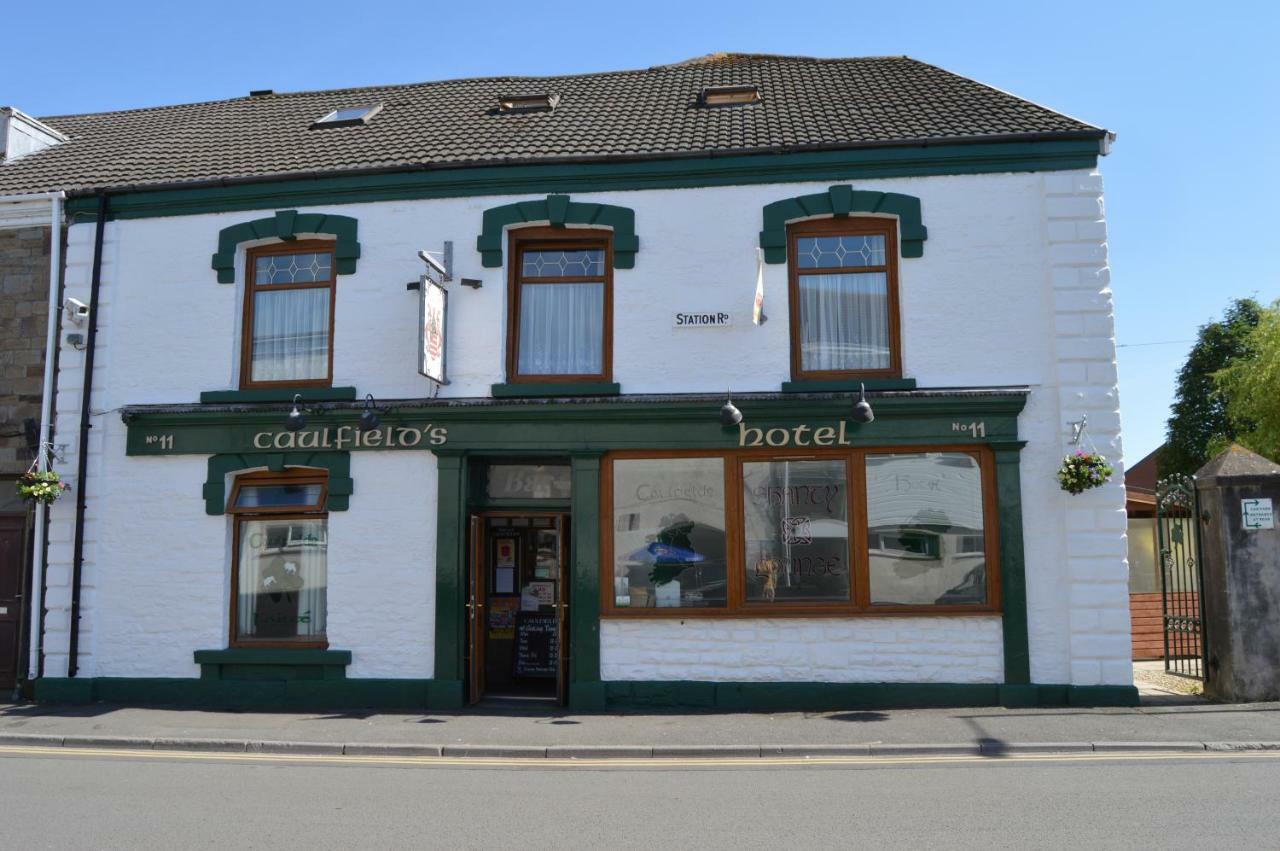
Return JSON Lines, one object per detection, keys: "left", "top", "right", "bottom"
{"left": 0, "top": 54, "right": 1105, "bottom": 195}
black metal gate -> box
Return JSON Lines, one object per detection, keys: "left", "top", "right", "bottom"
{"left": 1156, "top": 475, "right": 1207, "bottom": 679}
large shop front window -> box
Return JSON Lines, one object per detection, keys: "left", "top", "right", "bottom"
{"left": 508, "top": 228, "right": 612, "bottom": 382}
{"left": 788, "top": 218, "right": 901, "bottom": 379}
{"left": 228, "top": 470, "right": 329, "bottom": 646}
{"left": 241, "top": 241, "right": 336, "bottom": 388}
{"left": 602, "top": 448, "right": 998, "bottom": 616}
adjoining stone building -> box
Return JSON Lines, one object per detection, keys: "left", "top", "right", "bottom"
{"left": 0, "top": 55, "right": 1136, "bottom": 711}
{"left": 0, "top": 107, "right": 66, "bottom": 693}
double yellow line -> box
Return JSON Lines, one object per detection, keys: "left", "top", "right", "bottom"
{"left": 1, "top": 744, "right": 1278, "bottom": 770}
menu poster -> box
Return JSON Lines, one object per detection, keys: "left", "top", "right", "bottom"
{"left": 514, "top": 613, "right": 558, "bottom": 678}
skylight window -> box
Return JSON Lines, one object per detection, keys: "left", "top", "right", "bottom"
{"left": 497, "top": 93, "right": 560, "bottom": 113}
{"left": 310, "top": 104, "right": 382, "bottom": 129}
{"left": 699, "top": 85, "right": 761, "bottom": 107}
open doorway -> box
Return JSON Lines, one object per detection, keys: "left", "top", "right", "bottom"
{"left": 467, "top": 513, "right": 569, "bottom": 706}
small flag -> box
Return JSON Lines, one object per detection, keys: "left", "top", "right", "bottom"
{"left": 752, "top": 247, "right": 767, "bottom": 325}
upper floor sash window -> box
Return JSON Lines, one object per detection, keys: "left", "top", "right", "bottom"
{"left": 508, "top": 228, "right": 612, "bottom": 383}
{"left": 242, "top": 240, "right": 336, "bottom": 388}
{"left": 788, "top": 218, "right": 901, "bottom": 379}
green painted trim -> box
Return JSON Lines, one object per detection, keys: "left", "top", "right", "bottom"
{"left": 490, "top": 382, "right": 621, "bottom": 398}
{"left": 781, "top": 378, "right": 918, "bottom": 393}
{"left": 195, "top": 649, "right": 351, "bottom": 682}
{"left": 34, "top": 677, "right": 435, "bottom": 710}
{"left": 992, "top": 443, "right": 1030, "bottom": 684}
{"left": 477, "top": 195, "right": 639, "bottom": 268}
{"left": 602, "top": 682, "right": 1139, "bottom": 710}
{"left": 30, "top": 677, "right": 1137, "bottom": 711}
{"left": 210, "top": 210, "right": 361, "bottom": 283}
{"left": 569, "top": 454, "right": 604, "bottom": 710}
{"left": 1066, "top": 685, "right": 1140, "bottom": 707}
{"left": 432, "top": 452, "right": 468, "bottom": 694}
{"left": 193, "top": 649, "right": 351, "bottom": 666}
{"left": 200, "top": 387, "right": 358, "bottom": 404}
{"left": 64, "top": 140, "right": 1101, "bottom": 222}
{"left": 760, "top": 186, "right": 928, "bottom": 262}
{"left": 202, "top": 451, "right": 352, "bottom": 515}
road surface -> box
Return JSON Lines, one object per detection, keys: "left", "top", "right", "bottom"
{"left": 0, "top": 745, "right": 1275, "bottom": 849}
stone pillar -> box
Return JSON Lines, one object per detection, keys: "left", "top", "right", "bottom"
{"left": 1195, "top": 446, "right": 1280, "bottom": 702}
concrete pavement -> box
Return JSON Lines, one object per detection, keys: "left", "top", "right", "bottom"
{"left": 1, "top": 696, "right": 1278, "bottom": 758}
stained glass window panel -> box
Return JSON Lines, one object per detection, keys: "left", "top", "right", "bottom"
{"left": 796, "top": 235, "right": 886, "bottom": 269}
{"left": 254, "top": 252, "right": 333, "bottom": 285}
{"left": 521, "top": 249, "right": 605, "bottom": 278}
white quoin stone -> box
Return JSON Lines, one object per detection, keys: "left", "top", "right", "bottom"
{"left": 41, "top": 168, "right": 1129, "bottom": 691}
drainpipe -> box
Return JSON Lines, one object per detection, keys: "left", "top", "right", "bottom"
{"left": 67, "top": 193, "right": 106, "bottom": 678}
{"left": 0, "top": 191, "right": 66, "bottom": 684}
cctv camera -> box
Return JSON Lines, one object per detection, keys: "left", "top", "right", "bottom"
{"left": 417, "top": 250, "right": 448, "bottom": 279}
{"left": 64, "top": 297, "right": 90, "bottom": 325}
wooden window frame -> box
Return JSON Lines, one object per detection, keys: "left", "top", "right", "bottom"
{"left": 227, "top": 469, "right": 330, "bottom": 649}
{"left": 599, "top": 445, "right": 1000, "bottom": 619}
{"left": 240, "top": 239, "right": 338, "bottom": 390}
{"left": 506, "top": 227, "right": 613, "bottom": 384}
{"left": 787, "top": 217, "right": 902, "bottom": 380}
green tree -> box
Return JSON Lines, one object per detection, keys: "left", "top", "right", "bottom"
{"left": 1215, "top": 300, "right": 1280, "bottom": 462}
{"left": 1162, "top": 298, "right": 1261, "bottom": 478}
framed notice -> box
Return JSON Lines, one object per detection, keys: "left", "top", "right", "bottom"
{"left": 418, "top": 276, "right": 449, "bottom": 384}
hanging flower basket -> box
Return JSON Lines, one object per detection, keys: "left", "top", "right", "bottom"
{"left": 1056, "top": 451, "right": 1114, "bottom": 495}
{"left": 16, "top": 470, "right": 69, "bottom": 505}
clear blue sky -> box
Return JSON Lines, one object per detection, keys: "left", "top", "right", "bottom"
{"left": 8, "top": 1, "right": 1278, "bottom": 462}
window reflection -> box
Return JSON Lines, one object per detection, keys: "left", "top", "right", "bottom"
{"left": 865, "top": 453, "right": 987, "bottom": 606}
{"left": 611, "top": 458, "right": 726, "bottom": 608}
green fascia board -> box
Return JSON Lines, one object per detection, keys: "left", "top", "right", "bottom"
{"left": 490, "top": 382, "right": 622, "bottom": 398}
{"left": 125, "top": 391, "right": 1030, "bottom": 459}
{"left": 211, "top": 210, "right": 361, "bottom": 283}
{"left": 203, "top": 451, "right": 352, "bottom": 514}
{"left": 781, "top": 378, "right": 918, "bottom": 393}
{"left": 200, "top": 387, "right": 358, "bottom": 404}
{"left": 64, "top": 140, "right": 1100, "bottom": 223}
{"left": 477, "top": 195, "right": 638, "bottom": 268}
{"left": 760, "top": 186, "right": 927, "bottom": 263}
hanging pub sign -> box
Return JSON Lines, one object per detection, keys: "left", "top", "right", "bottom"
{"left": 419, "top": 276, "right": 449, "bottom": 384}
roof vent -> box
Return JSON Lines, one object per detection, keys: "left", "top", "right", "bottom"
{"left": 310, "top": 104, "right": 383, "bottom": 129}
{"left": 498, "top": 93, "right": 560, "bottom": 113}
{"left": 249, "top": 89, "right": 274, "bottom": 98}
{"left": 699, "top": 84, "right": 761, "bottom": 107}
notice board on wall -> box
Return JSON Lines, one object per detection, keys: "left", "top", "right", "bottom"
{"left": 514, "top": 613, "right": 558, "bottom": 678}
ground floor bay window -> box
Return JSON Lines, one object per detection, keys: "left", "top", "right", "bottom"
{"left": 228, "top": 469, "right": 329, "bottom": 646}
{"left": 602, "top": 447, "right": 999, "bottom": 616}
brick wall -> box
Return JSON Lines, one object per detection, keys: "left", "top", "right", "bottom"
{"left": 0, "top": 226, "right": 50, "bottom": 476}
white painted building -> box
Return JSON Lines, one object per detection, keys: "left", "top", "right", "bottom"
{"left": 0, "top": 55, "right": 1134, "bottom": 710}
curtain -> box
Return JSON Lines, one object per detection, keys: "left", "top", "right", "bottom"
{"left": 798, "top": 272, "right": 889, "bottom": 371}
{"left": 250, "top": 288, "right": 331, "bottom": 382}
{"left": 518, "top": 283, "right": 604, "bottom": 375}
{"left": 237, "top": 519, "right": 327, "bottom": 640}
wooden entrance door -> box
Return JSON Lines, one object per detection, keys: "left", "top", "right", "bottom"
{"left": 0, "top": 515, "right": 29, "bottom": 690}
{"left": 466, "top": 514, "right": 485, "bottom": 704}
